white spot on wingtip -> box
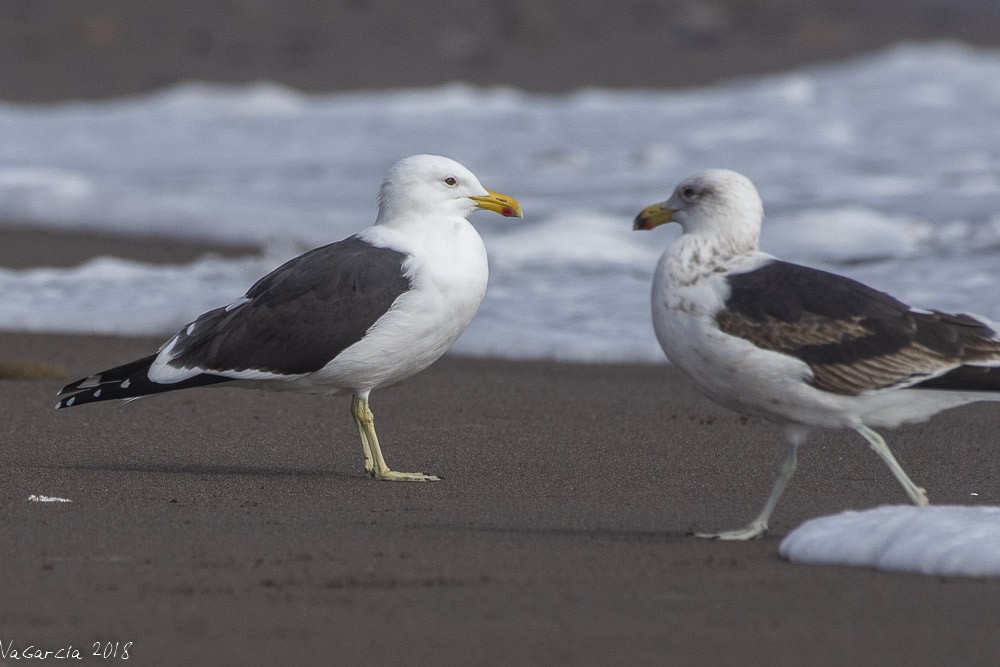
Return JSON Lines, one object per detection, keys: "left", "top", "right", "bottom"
{"left": 28, "top": 495, "right": 72, "bottom": 503}
{"left": 66, "top": 397, "right": 75, "bottom": 407}
{"left": 93, "top": 389, "right": 102, "bottom": 398}
{"left": 225, "top": 296, "right": 250, "bottom": 312}
{"left": 121, "top": 379, "right": 131, "bottom": 389}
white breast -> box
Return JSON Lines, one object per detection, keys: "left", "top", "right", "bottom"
{"left": 300, "top": 219, "right": 489, "bottom": 394}
{"left": 651, "top": 244, "right": 844, "bottom": 425}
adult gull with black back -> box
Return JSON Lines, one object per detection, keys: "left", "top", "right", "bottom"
{"left": 57, "top": 154, "right": 522, "bottom": 482}
{"left": 634, "top": 168, "right": 1000, "bottom": 539}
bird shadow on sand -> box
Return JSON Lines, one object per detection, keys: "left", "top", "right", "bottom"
{"left": 40, "top": 461, "right": 361, "bottom": 481}
{"left": 406, "top": 521, "right": 697, "bottom": 544}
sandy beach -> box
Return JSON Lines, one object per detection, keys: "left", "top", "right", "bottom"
{"left": 2, "top": 326, "right": 1000, "bottom": 665}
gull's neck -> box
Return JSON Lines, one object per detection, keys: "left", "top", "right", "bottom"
{"left": 376, "top": 198, "right": 472, "bottom": 230}
{"left": 667, "top": 220, "right": 761, "bottom": 281}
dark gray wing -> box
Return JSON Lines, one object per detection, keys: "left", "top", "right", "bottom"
{"left": 165, "top": 235, "right": 411, "bottom": 375}
{"left": 715, "top": 260, "right": 1000, "bottom": 395}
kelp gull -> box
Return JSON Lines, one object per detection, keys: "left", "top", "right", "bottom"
{"left": 57, "top": 154, "right": 522, "bottom": 482}
{"left": 634, "top": 168, "right": 1000, "bottom": 539}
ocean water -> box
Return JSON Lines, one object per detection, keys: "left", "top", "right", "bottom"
{"left": 1, "top": 42, "right": 1000, "bottom": 362}
{"left": 780, "top": 505, "right": 1000, "bottom": 577}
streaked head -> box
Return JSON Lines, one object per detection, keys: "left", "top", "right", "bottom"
{"left": 377, "top": 154, "right": 522, "bottom": 224}
{"left": 633, "top": 169, "right": 763, "bottom": 242}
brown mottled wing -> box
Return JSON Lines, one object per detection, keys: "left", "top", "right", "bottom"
{"left": 715, "top": 261, "right": 1000, "bottom": 395}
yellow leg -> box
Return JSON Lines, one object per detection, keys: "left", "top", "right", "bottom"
{"left": 349, "top": 394, "right": 441, "bottom": 482}
{"left": 351, "top": 395, "right": 375, "bottom": 475}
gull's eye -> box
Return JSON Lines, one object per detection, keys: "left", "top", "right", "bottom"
{"left": 681, "top": 186, "right": 697, "bottom": 200}
{"left": 443, "top": 176, "right": 458, "bottom": 187}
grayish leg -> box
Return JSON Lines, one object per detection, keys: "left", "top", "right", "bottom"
{"left": 696, "top": 426, "right": 808, "bottom": 540}
{"left": 349, "top": 393, "right": 441, "bottom": 482}
{"left": 853, "top": 424, "right": 928, "bottom": 506}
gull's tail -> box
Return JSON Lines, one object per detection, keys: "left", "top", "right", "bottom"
{"left": 55, "top": 354, "right": 230, "bottom": 409}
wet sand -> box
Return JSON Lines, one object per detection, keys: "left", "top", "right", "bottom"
{"left": 2, "top": 0, "right": 1000, "bottom": 102}
{"left": 2, "top": 331, "right": 1000, "bottom": 665}
{"left": 0, "top": 226, "right": 257, "bottom": 269}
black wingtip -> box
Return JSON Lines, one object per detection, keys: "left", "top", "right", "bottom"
{"left": 57, "top": 367, "right": 233, "bottom": 410}
{"left": 57, "top": 377, "right": 95, "bottom": 396}
{"left": 56, "top": 386, "right": 113, "bottom": 410}
{"left": 56, "top": 355, "right": 159, "bottom": 408}
{"left": 916, "top": 365, "right": 1000, "bottom": 392}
